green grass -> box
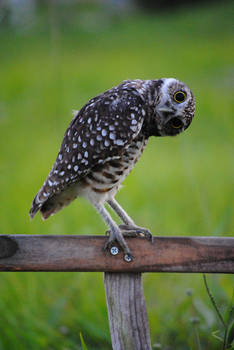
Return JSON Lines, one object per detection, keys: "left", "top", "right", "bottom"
{"left": 0, "top": 1, "right": 233, "bottom": 349}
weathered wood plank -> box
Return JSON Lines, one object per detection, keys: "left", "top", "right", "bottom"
{"left": 0, "top": 235, "right": 233, "bottom": 273}
{"left": 104, "top": 273, "right": 152, "bottom": 350}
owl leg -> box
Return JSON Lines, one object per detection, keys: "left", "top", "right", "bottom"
{"left": 93, "top": 202, "right": 133, "bottom": 259}
{"left": 107, "top": 198, "right": 153, "bottom": 242}
{"left": 107, "top": 198, "right": 134, "bottom": 225}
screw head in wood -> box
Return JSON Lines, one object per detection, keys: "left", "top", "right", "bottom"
{"left": 124, "top": 254, "right": 132, "bottom": 262}
{"left": 110, "top": 246, "right": 119, "bottom": 256}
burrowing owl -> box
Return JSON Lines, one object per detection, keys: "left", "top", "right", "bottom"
{"left": 30, "top": 78, "right": 195, "bottom": 260}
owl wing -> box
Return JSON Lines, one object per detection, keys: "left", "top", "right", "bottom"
{"left": 29, "top": 85, "right": 145, "bottom": 219}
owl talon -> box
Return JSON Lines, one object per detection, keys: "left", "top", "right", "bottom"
{"left": 104, "top": 228, "right": 133, "bottom": 260}
{"left": 118, "top": 224, "right": 153, "bottom": 243}
{"left": 105, "top": 229, "right": 111, "bottom": 236}
{"left": 103, "top": 239, "right": 112, "bottom": 252}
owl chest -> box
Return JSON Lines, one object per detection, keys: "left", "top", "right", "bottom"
{"left": 80, "top": 136, "right": 147, "bottom": 202}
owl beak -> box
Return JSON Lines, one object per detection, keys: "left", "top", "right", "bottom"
{"left": 158, "top": 106, "right": 174, "bottom": 113}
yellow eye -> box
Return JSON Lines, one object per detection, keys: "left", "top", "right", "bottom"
{"left": 173, "top": 90, "right": 186, "bottom": 103}
{"left": 170, "top": 117, "right": 183, "bottom": 129}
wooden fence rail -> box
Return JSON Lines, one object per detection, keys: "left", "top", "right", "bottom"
{"left": 0, "top": 235, "right": 233, "bottom": 273}
{"left": 0, "top": 235, "right": 233, "bottom": 350}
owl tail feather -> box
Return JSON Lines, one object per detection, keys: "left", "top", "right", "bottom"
{"left": 40, "top": 200, "right": 58, "bottom": 220}
{"left": 29, "top": 195, "right": 55, "bottom": 221}
{"left": 30, "top": 189, "right": 78, "bottom": 221}
{"left": 29, "top": 193, "right": 43, "bottom": 220}
{"left": 29, "top": 198, "right": 56, "bottom": 220}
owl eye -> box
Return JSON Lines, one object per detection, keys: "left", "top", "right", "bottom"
{"left": 173, "top": 91, "right": 186, "bottom": 103}
{"left": 170, "top": 117, "right": 183, "bottom": 129}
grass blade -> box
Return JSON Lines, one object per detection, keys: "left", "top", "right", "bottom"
{"left": 80, "top": 332, "right": 88, "bottom": 350}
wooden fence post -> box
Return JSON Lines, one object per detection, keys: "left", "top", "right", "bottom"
{"left": 104, "top": 272, "right": 152, "bottom": 350}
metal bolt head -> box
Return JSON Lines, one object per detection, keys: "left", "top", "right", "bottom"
{"left": 124, "top": 254, "right": 132, "bottom": 262}
{"left": 110, "top": 246, "right": 119, "bottom": 256}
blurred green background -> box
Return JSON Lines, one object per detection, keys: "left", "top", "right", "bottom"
{"left": 0, "top": 1, "right": 233, "bottom": 349}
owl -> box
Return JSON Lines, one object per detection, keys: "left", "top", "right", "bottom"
{"left": 30, "top": 78, "right": 195, "bottom": 260}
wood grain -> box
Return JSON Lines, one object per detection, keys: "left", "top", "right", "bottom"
{"left": 0, "top": 235, "right": 233, "bottom": 273}
{"left": 104, "top": 272, "right": 152, "bottom": 350}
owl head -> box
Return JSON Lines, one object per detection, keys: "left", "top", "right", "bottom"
{"left": 153, "top": 78, "right": 195, "bottom": 137}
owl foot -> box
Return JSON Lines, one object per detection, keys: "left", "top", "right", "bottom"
{"left": 118, "top": 224, "right": 154, "bottom": 243}
{"left": 104, "top": 228, "right": 134, "bottom": 261}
